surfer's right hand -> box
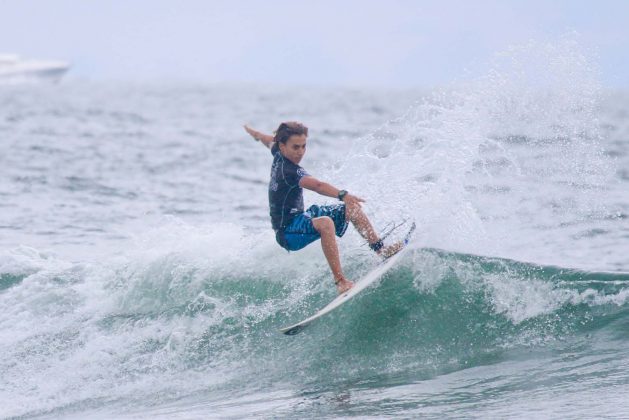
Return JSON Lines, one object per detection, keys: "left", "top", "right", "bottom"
{"left": 243, "top": 124, "right": 258, "bottom": 141}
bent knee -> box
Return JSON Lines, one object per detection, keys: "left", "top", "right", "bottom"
{"left": 312, "top": 216, "right": 335, "bottom": 233}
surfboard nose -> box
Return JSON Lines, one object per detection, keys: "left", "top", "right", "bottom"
{"left": 282, "top": 325, "right": 305, "bottom": 335}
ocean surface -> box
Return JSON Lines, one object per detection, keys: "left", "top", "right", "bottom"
{"left": 1, "top": 41, "right": 629, "bottom": 419}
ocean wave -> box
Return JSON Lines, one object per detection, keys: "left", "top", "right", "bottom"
{"left": 2, "top": 241, "right": 628, "bottom": 417}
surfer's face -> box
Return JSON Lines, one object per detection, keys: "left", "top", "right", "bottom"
{"left": 279, "top": 134, "right": 307, "bottom": 165}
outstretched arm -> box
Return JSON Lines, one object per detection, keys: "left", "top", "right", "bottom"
{"left": 299, "top": 176, "right": 364, "bottom": 208}
{"left": 244, "top": 125, "right": 275, "bottom": 149}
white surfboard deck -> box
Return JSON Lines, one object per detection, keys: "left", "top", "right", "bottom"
{"left": 280, "top": 222, "right": 416, "bottom": 335}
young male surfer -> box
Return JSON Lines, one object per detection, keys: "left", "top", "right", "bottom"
{"left": 244, "top": 122, "right": 402, "bottom": 294}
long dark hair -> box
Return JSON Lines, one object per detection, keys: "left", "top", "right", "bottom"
{"left": 273, "top": 121, "right": 308, "bottom": 144}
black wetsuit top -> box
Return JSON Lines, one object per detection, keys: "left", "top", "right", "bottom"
{"left": 269, "top": 143, "right": 309, "bottom": 231}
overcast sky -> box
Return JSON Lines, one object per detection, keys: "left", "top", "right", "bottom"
{"left": 1, "top": 0, "right": 628, "bottom": 88}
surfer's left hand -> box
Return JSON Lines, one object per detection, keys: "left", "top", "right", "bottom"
{"left": 342, "top": 193, "right": 365, "bottom": 208}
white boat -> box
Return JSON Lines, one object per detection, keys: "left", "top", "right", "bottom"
{"left": 0, "top": 54, "right": 70, "bottom": 84}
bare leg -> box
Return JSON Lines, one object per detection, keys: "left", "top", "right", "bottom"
{"left": 345, "top": 204, "right": 379, "bottom": 244}
{"left": 312, "top": 216, "right": 354, "bottom": 293}
{"left": 345, "top": 204, "right": 403, "bottom": 258}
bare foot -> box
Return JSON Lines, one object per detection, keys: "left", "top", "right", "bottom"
{"left": 377, "top": 241, "right": 403, "bottom": 259}
{"left": 335, "top": 278, "right": 354, "bottom": 294}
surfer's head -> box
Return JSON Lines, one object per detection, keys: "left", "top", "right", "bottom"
{"left": 275, "top": 121, "right": 308, "bottom": 165}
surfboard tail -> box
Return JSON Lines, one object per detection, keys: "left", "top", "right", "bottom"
{"left": 404, "top": 222, "right": 417, "bottom": 245}
{"left": 382, "top": 222, "right": 416, "bottom": 261}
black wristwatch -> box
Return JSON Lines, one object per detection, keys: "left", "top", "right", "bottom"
{"left": 338, "top": 190, "right": 348, "bottom": 201}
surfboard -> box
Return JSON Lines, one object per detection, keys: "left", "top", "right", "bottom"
{"left": 280, "top": 222, "right": 416, "bottom": 335}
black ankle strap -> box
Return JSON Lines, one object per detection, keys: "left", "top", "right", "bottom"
{"left": 369, "top": 239, "right": 384, "bottom": 252}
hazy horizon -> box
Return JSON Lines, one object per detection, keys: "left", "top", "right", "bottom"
{"left": 1, "top": 0, "right": 629, "bottom": 88}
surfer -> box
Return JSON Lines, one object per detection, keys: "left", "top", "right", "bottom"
{"left": 244, "top": 122, "right": 403, "bottom": 294}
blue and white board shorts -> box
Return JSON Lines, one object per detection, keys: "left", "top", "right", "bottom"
{"left": 276, "top": 204, "right": 349, "bottom": 251}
